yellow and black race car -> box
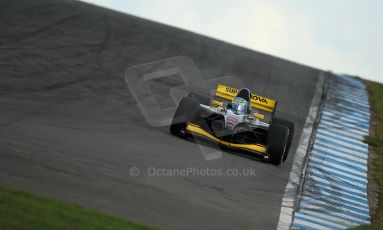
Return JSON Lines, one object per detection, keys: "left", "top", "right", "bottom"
{"left": 170, "top": 84, "right": 294, "bottom": 165}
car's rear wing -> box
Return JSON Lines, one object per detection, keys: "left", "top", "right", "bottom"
{"left": 215, "top": 84, "right": 278, "bottom": 113}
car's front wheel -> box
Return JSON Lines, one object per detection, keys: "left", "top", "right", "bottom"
{"left": 267, "top": 124, "right": 289, "bottom": 165}
{"left": 170, "top": 97, "right": 199, "bottom": 136}
{"left": 272, "top": 117, "right": 294, "bottom": 161}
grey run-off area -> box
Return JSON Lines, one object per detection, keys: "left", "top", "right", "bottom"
{"left": 0, "top": 0, "right": 322, "bottom": 229}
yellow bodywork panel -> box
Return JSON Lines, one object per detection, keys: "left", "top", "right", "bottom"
{"left": 186, "top": 123, "right": 267, "bottom": 154}
{"left": 215, "top": 84, "right": 277, "bottom": 113}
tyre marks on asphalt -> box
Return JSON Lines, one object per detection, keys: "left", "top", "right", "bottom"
{"left": 0, "top": 1, "right": 321, "bottom": 229}
{"left": 291, "top": 75, "right": 371, "bottom": 229}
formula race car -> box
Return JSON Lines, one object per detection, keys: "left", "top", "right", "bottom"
{"left": 170, "top": 84, "right": 294, "bottom": 165}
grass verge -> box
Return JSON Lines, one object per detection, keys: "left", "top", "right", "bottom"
{"left": 355, "top": 80, "right": 383, "bottom": 229}
{"left": 0, "top": 184, "right": 157, "bottom": 230}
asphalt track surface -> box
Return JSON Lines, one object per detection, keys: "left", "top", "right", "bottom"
{"left": 0, "top": 0, "right": 321, "bottom": 229}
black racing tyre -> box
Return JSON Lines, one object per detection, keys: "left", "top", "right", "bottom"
{"left": 272, "top": 117, "right": 295, "bottom": 161}
{"left": 187, "top": 92, "right": 210, "bottom": 105}
{"left": 170, "top": 97, "right": 199, "bottom": 136}
{"left": 267, "top": 124, "right": 289, "bottom": 165}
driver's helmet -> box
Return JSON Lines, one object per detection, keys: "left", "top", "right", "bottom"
{"left": 231, "top": 97, "right": 248, "bottom": 114}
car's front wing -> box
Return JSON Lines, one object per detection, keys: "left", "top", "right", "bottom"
{"left": 185, "top": 123, "right": 267, "bottom": 155}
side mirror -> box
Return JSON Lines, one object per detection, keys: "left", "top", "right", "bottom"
{"left": 253, "top": 113, "right": 264, "bottom": 120}
{"left": 211, "top": 100, "right": 224, "bottom": 107}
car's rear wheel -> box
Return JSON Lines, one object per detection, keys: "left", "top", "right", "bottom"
{"left": 272, "top": 117, "right": 294, "bottom": 161}
{"left": 267, "top": 124, "right": 289, "bottom": 165}
{"left": 170, "top": 97, "right": 199, "bottom": 136}
{"left": 187, "top": 92, "right": 210, "bottom": 105}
